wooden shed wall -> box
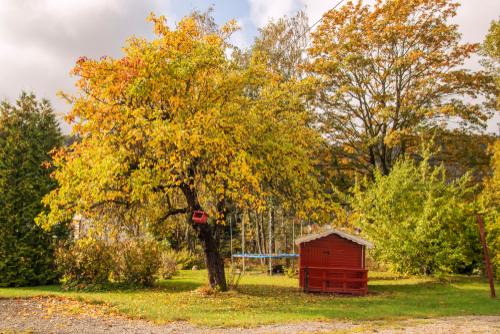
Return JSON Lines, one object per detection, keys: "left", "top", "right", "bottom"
{"left": 299, "top": 233, "right": 367, "bottom": 293}
{"left": 299, "top": 234, "right": 363, "bottom": 268}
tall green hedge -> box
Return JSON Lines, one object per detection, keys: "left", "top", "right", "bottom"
{"left": 0, "top": 91, "right": 69, "bottom": 287}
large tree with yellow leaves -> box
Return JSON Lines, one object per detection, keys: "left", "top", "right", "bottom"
{"left": 37, "top": 15, "right": 324, "bottom": 289}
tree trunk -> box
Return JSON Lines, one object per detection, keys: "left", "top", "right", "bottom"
{"left": 248, "top": 210, "right": 255, "bottom": 254}
{"left": 260, "top": 209, "right": 267, "bottom": 265}
{"left": 260, "top": 210, "right": 267, "bottom": 254}
{"left": 281, "top": 214, "right": 284, "bottom": 253}
{"left": 196, "top": 222, "right": 227, "bottom": 290}
{"left": 180, "top": 181, "right": 227, "bottom": 291}
{"left": 255, "top": 210, "right": 263, "bottom": 264}
{"left": 285, "top": 230, "right": 288, "bottom": 254}
{"left": 271, "top": 207, "right": 275, "bottom": 246}
{"left": 176, "top": 221, "right": 180, "bottom": 251}
{"left": 184, "top": 223, "right": 190, "bottom": 250}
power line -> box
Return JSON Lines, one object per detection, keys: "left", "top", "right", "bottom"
{"left": 252, "top": 0, "right": 346, "bottom": 107}
{"left": 268, "top": 0, "right": 345, "bottom": 65}
{"left": 224, "top": 0, "right": 346, "bottom": 136}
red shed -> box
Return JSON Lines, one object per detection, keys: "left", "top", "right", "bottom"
{"left": 295, "top": 226, "right": 373, "bottom": 294}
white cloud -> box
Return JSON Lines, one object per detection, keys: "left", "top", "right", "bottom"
{"left": 228, "top": 17, "right": 253, "bottom": 49}
{"left": 247, "top": 0, "right": 302, "bottom": 27}
{"left": 0, "top": 0, "right": 175, "bottom": 134}
{"left": 1, "top": 0, "right": 499, "bottom": 134}
{"left": 245, "top": 0, "right": 373, "bottom": 30}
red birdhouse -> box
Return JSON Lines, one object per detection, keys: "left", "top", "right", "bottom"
{"left": 192, "top": 211, "right": 208, "bottom": 224}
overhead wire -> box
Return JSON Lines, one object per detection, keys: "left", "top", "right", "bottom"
{"left": 246, "top": 0, "right": 346, "bottom": 113}
{"left": 233, "top": 1, "right": 348, "bottom": 244}
{"left": 266, "top": 0, "right": 345, "bottom": 66}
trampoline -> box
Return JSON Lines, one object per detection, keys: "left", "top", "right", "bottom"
{"left": 232, "top": 253, "right": 298, "bottom": 258}
{"left": 229, "top": 207, "right": 303, "bottom": 275}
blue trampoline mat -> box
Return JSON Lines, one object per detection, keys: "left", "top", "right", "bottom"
{"left": 232, "top": 253, "right": 299, "bottom": 258}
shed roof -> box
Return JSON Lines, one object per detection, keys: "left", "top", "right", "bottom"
{"left": 295, "top": 226, "right": 374, "bottom": 248}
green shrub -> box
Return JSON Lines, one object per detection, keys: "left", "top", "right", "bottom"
{"left": 193, "top": 245, "right": 206, "bottom": 268}
{"left": 285, "top": 267, "right": 298, "bottom": 278}
{"left": 158, "top": 251, "right": 177, "bottom": 279}
{"left": 115, "top": 239, "right": 161, "bottom": 286}
{"left": 175, "top": 248, "right": 204, "bottom": 270}
{"left": 55, "top": 238, "right": 115, "bottom": 286}
{"left": 226, "top": 269, "right": 242, "bottom": 290}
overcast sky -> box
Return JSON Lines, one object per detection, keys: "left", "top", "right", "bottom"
{"left": 1, "top": 0, "right": 499, "bottom": 134}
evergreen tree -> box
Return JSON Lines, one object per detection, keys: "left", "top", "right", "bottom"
{"left": 0, "top": 91, "right": 69, "bottom": 287}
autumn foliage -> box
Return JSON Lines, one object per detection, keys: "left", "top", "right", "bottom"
{"left": 38, "top": 14, "right": 324, "bottom": 290}
{"left": 306, "top": 0, "right": 497, "bottom": 185}
{"left": 32, "top": 0, "right": 500, "bottom": 284}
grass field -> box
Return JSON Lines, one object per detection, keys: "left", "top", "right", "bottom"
{"left": 0, "top": 269, "right": 499, "bottom": 327}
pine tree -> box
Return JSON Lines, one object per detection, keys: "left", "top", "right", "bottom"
{"left": 0, "top": 91, "right": 69, "bottom": 287}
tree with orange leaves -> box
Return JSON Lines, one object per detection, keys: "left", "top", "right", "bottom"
{"left": 36, "top": 15, "right": 324, "bottom": 290}
{"left": 306, "top": 0, "right": 498, "bottom": 187}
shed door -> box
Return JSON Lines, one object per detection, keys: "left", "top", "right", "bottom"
{"left": 308, "top": 246, "right": 328, "bottom": 268}
{"left": 307, "top": 246, "right": 329, "bottom": 290}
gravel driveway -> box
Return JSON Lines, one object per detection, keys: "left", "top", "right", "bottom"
{"left": 1, "top": 298, "right": 499, "bottom": 334}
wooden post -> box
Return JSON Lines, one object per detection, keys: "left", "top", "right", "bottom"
{"left": 477, "top": 214, "right": 496, "bottom": 298}
{"left": 364, "top": 271, "right": 368, "bottom": 294}
{"left": 361, "top": 245, "right": 364, "bottom": 269}
{"left": 322, "top": 269, "right": 326, "bottom": 293}
{"left": 305, "top": 267, "right": 309, "bottom": 293}
{"left": 242, "top": 214, "right": 245, "bottom": 275}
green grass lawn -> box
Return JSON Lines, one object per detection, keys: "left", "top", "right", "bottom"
{"left": 0, "top": 270, "right": 499, "bottom": 328}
